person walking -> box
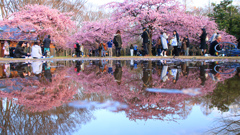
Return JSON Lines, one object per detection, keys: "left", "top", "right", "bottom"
{"left": 200, "top": 28, "right": 207, "bottom": 55}
{"left": 157, "top": 35, "right": 162, "bottom": 56}
{"left": 172, "top": 30, "right": 179, "bottom": 56}
{"left": 107, "top": 39, "right": 113, "bottom": 57}
{"left": 3, "top": 41, "right": 10, "bottom": 58}
{"left": 182, "top": 37, "right": 187, "bottom": 56}
{"left": 141, "top": 27, "right": 149, "bottom": 56}
{"left": 161, "top": 31, "right": 169, "bottom": 57}
{"left": 113, "top": 30, "right": 122, "bottom": 57}
{"left": 43, "top": 35, "right": 51, "bottom": 55}
{"left": 130, "top": 44, "right": 134, "bottom": 56}
{"left": 31, "top": 41, "right": 42, "bottom": 59}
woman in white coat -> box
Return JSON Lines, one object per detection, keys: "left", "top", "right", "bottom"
{"left": 31, "top": 41, "right": 42, "bottom": 59}
{"left": 161, "top": 31, "right": 169, "bottom": 57}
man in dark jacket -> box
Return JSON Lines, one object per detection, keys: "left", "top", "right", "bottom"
{"left": 141, "top": 27, "right": 149, "bottom": 56}
{"left": 75, "top": 40, "right": 81, "bottom": 57}
{"left": 209, "top": 35, "right": 222, "bottom": 56}
{"left": 14, "top": 41, "right": 29, "bottom": 58}
{"left": 43, "top": 35, "right": 51, "bottom": 55}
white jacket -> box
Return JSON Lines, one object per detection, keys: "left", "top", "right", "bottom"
{"left": 31, "top": 45, "right": 42, "bottom": 58}
{"left": 161, "top": 33, "right": 168, "bottom": 49}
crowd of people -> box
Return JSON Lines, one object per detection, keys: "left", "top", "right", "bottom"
{"left": 3, "top": 35, "right": 52, "bottom": 59}
{"left": 74, "top": 28, "right": 240, "bottom": 57}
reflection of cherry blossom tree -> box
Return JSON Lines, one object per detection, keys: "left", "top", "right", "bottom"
{"left": 0, "top": 98, "right": 94, "bottom": 135}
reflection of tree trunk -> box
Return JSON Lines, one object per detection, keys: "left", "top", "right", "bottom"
{"left": 148, "top": 61, "right": 152, "bottom": 88}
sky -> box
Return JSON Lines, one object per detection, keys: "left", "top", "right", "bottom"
{"left": 87, "top": 0, "right": 224, "bottom": 7}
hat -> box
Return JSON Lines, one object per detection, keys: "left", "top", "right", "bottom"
{"left": 142, "top": 27, "right": 146, "bottom": 30}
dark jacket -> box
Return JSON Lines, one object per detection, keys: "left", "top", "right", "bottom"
{"left": 209, "top": 40, "right": 220, "bottom": 56}
{"left": 200, "top": 31, "right": 207, "bottom": 49}
{"left": 141, "top": 31, "right": 149, "bottom": 43}
{"left": 14, "top": 46, "right": 27, "bottom": 58}
{"left": 43, "top": 38, "right": 51, "bottom": 48}
{"left": 237, "top": 37, "right": 240, "bottom": 49}
{"left": 113, "top": 34, "right": 122, "bottom": 48}
{"left": 75, "top": 43, "right": 80, "bottom": 52}
{"left": 113, "top": 64, "right": 122, "bottom": 84}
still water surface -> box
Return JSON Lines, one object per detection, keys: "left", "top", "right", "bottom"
{"left": 0, "top": 60, "right": 239, "bottom": 135}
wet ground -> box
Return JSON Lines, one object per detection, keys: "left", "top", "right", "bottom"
{"left": 0, "top": 60, "right": 240, "bottom": 135}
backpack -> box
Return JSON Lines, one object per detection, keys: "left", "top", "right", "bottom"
{"left": 74, "top": 44, "right": 77, "bottom": 49}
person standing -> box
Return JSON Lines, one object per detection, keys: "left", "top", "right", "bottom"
{"left": 172, "top": 30, "right": 179, "bottom": 56}
{"left": 113, "top": 30, "right": 122, "bottom": 57}
{"left": 184, "top": 35, "right": 190, "bottom": 56}
{"left": 157, "top": 35, "right": 162, "bottom": 56}
{"left": 209, "top": 35, "right": 222, "bottom": 56}
{"left": 31, "top": 41, "right": 42, "bottom": 59}
{"left": 43, "top": 35, "right": 51, "bottom": 55}
{"left": 81, "top": 44, "right": 84, "bottom": 57}
{"left": 200, "top": 28, "right": 207, "bottom": 55}
{"left": 107, "top": 39, "right": 113, "bottom": 57}
{"left": 3, "top": 41, "right": 10, "bottom": 58}
{"left": 161, "top": 31, "right": 169, "bottom": 57}
{"left": 130, "top": 44, "right": 134, "bottom": 56}
{"left": 141, "top": 27, "right": 149, "bottom": 56}
{"left": 134, "top": 45, "right": 138, "bottom": 56}
{"left": 74, "top": 40, "right": 81, "bottom": 57}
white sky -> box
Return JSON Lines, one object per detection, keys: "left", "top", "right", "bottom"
{"left": 87, "top": 0, "right": 223, "bottom": 7}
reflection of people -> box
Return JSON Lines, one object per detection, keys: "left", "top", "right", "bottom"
{"left": 108, "top": 60, "right": 113, "bottom": 75}
{"left": 43, "top": 62, "right": 52, "bottom": 82}
{"left": 161, "top": 64, "right": 168, "bottom": 82}
{"left": 209, "top": 35, "right": 222, "bottom": 56}
{"left": 32, "top": 61, "right": 43, "bottom": 75}
{"left": 142, "top": 61, "right": 152, "bottom": 87}
{"left": 114, "top": 61, "right": 122, "bottom": 85}
{"left": 209, "top": 62, "right": 221, "bottom": 81}
{"left": 200, "top": 62, "right": 207, "bottom": 86}
{"left": 31, "top": 41, "right": 42, "bottom": 59}
{"left": 14, "top": 41, "right": 29, "bottom": 58}
{"left": 75, "top": 60, "right": 82, "bottom": 75}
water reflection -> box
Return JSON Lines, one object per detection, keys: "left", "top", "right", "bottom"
{"left": 0, "top": 60, "right": 239, "bottom": 134}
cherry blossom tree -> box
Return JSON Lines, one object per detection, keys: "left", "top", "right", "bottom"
{"left": 0, "top": 4, "right": 76, "bottom": 48}
{"left": 74, "top": 0, "right": 236, "bottom": 50}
